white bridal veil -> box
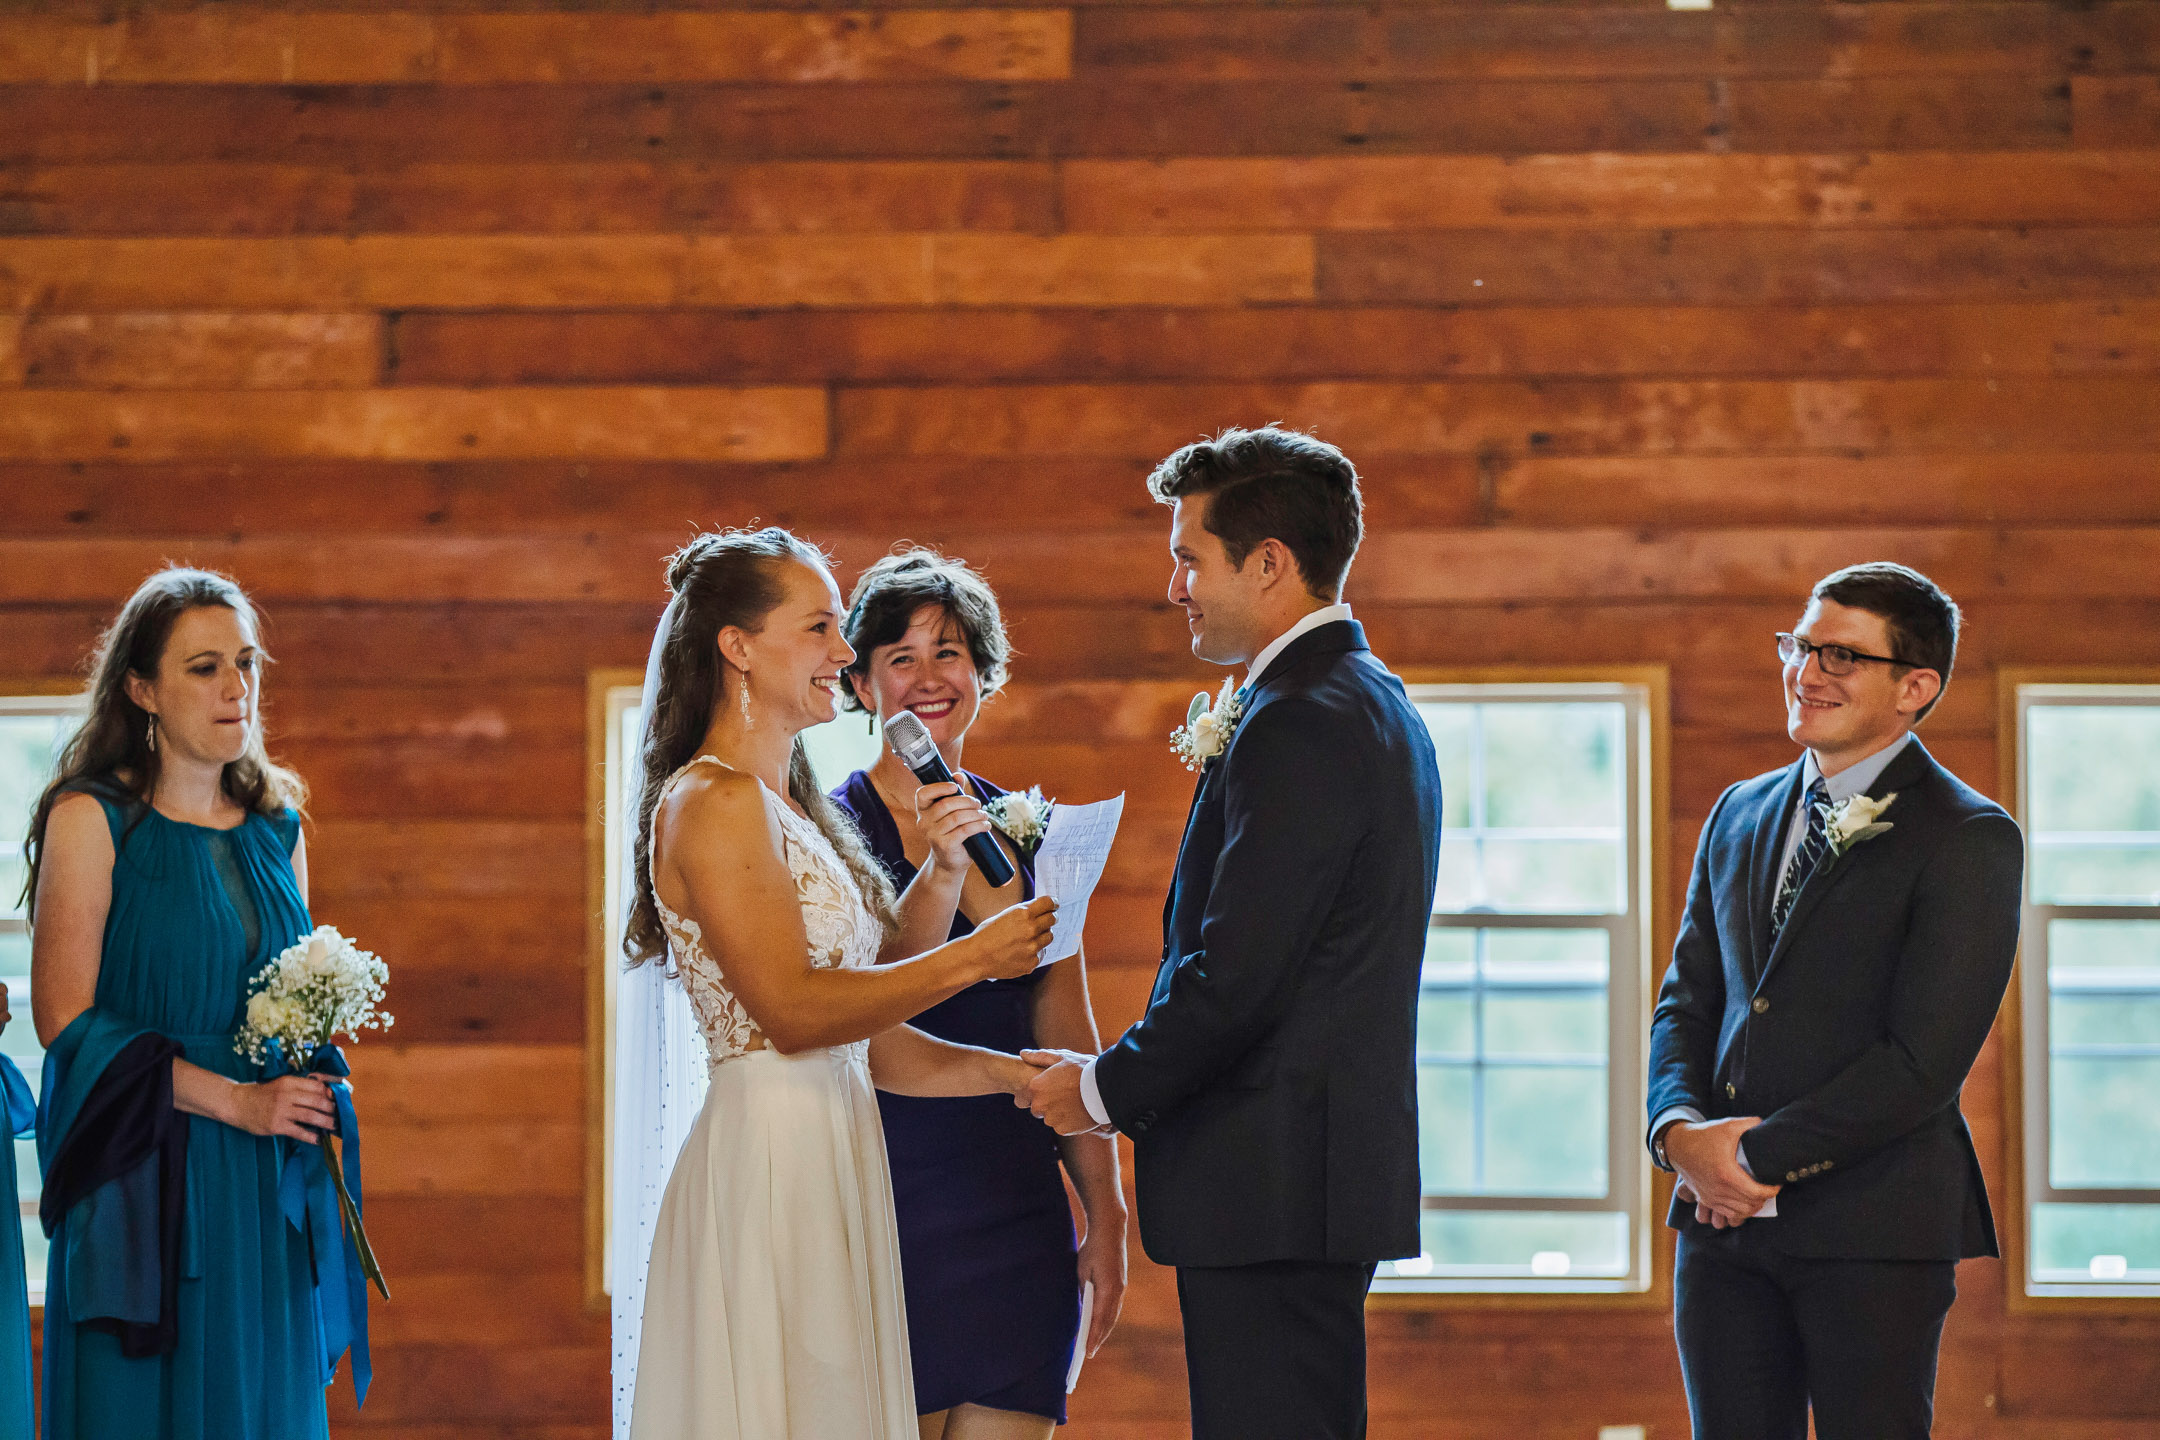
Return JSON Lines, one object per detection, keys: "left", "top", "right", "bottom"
{"left": 609, "top": 594, "right": 712, "bottom": 1440}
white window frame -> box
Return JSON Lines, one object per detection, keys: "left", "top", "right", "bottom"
{"left": 1378, "top": 675, "right": 1662, "bottom": 1299}
{"left": 1, "top": 689, "right": 91, "bottom": 1308}
{"left": 2009, "top": 678, "right": 2160, "bottom": 1306}
{"left": 584, "top": 673, "right": 644, "bottom": 1308}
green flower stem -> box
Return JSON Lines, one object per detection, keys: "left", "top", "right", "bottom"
{"left": 325, "top": 1128, "right": 391, "bottom": 1302}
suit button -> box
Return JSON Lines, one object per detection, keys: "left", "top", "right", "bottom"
{"left": 1751, "top": 997, "right": 1770, "bottom": 1014}
{"left": 1725, "top": 1083, "right": 1736, "bottom": 1099}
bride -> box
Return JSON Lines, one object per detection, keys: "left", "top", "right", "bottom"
{"left": 614, "top": 528, "right": 1058, "bottom": 1439}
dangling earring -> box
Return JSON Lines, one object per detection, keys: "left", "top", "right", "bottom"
{"left": 737, "top": 672, "right": 754, "bottom": 728}
{"left": 146, "top": 714, "right": 159, "bottom": 753}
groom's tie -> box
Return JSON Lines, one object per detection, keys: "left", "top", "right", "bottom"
{"left": 1769, "top": 778, "right": 1833, "bottom": 946}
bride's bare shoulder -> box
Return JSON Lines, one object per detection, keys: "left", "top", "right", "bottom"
{"left": 658, "top": 761, "right": 780, "bottom": 851}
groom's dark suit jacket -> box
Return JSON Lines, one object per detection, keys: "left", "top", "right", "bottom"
{"left": 1648, "top": 736, "right": 2023, "bottom": 1260}
{"left": 1093, "top": 620, "right": 1443, "bottom": 1269}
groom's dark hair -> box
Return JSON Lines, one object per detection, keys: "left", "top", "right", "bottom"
{"left": 1147, "top": 426, "right": 1363, "bottom": 600}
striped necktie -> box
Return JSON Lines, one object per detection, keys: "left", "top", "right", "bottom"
{"left": 1769, "top": 778, "right": 1833, "bottom": 946}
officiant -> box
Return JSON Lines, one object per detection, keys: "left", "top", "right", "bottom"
{"left": 832, "top": 547, "right": 1128, "bottom": 1440}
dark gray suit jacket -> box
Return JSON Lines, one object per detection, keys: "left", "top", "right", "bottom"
{"left": 1647, "top": 736, "right": 2023, "bottom": 1260}
{"left": 1093, "top": 620, "right": 1443, "bottom": 1269}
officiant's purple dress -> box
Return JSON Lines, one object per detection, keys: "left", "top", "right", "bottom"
{"left": 834, "top": 770, "right": 1079, "bottom": 1422}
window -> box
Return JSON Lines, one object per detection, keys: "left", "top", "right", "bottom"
{"left": 2013, "top": 682, "right": 2160, "bottom": 1300}
{"left": 584, "top": 674, "right": 883, "bottom": 1301}
{"left": 0, "top": 692, "right": 88, "bottom": 1306}
{"left": 1377, "top": 678, "right": 1662, "bottom": 1296}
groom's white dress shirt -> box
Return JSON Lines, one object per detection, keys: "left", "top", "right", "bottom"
{"left": 1652, "top": 728, "right": 1915, "bottom": 1215}
{"left": 1075, "top": 603, "right": 1355, "bottom": 1129}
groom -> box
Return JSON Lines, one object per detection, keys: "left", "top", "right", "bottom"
{"left": 1026, "top": 427, "right": 1442, "bottom": 1440}
{"left": 1648, "top": 563, "right": 2023, "bottom": 1439}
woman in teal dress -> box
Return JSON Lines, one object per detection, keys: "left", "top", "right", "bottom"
{"left": 23, "top": 568, "right": 352, "bottom": 1440}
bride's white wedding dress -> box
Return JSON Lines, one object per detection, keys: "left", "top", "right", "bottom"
{"left": 628, "top": 756, "right": 916, "bottom": 1439}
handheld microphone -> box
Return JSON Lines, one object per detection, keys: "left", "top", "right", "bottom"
{"left": 883, "top": 710, "right": 1017, "bottom": 888}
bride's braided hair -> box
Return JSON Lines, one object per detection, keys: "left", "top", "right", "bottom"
{"left": 624, "top": 528, "right": 897, "bottom": 968}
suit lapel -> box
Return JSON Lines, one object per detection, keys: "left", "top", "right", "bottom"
{"left": 1160, "top": 622, "right": 1360, "bottom": 942}
{"left": 1161, "top": 765, "right": 1210, "bottom": 941}
{"left": 1755, "top": 738, "right": 1934, "bottom": 992}
{"left": 1747, "top": 763, "right": 1806, "bottom": 984}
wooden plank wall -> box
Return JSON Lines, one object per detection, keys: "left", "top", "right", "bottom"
{"left": 4, "top": 0, "right": 2160, "bottom": 1434}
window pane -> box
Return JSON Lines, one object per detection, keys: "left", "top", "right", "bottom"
{"left": 2029, "top": 707, "right": 2160, "bottom": 834}
{"left": 1416, "top": 1067, "right": 1474, "bottom": 1194}
{"left": 1484, "top": 993, "right": 1605, "bottom": 1059}
{"left": 798, "top": 713, "right": 885, "bottom": 794}
{"left": 2050, "top": 1057, "right": 2160, "bottom": 1188}
{"left": 1483, "top": 1067, "right": 1607, "bottom": 1195}
{"left": 1384, "top": 1210, "right": 1630, "bottom": 1280}
{"left": 1417, "top": 927, "right": 1611, "bottom": 1198}
{"left": 1423, "top": 700, "right": 1628, "bottom": 915}
{"left": 2033, "top": 848, "right": 2160, "bottom": 907}
{"left": 2028, "top": 705, "right": 2160, "bottom": 905}
{"left": 1474, "top": 839, "right": 1625, "bottom": 914}
{"left": 1485, "top": 926, "right": 1610, "bottom": 976}
{"left": 2051, "top": 918, "right": 2160, "bottom": 970}
{"left": 1481, "top": 704, "right": 1624, "bottom": 830}
{"left": 1417, "top": 994, "right": 1472, "bottom": 1058}
{"left": 2046, "top": 919, "right": 2160, "bottom": 1189}
{"left": 2032, "top": 1203, "right": 2160, "bottom": 1286}
{"left": 0, "top": 932, "right": 26, "bottom": 978}
{"left": 1416, "top": 704, "right": 1474, "bottom": 833}
{"left": 0, "top": 717, "right": 62, "bottom": 832}
{"left": 2052, "top": 994, "right": 2160, "bottom": 1049}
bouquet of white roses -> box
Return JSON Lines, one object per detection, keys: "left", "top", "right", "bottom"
{"left": 235, "top": 926, "right": 394, "bottom": 1065}
{"left": 235, "top": 925, "right": 394, "bottom": 1299}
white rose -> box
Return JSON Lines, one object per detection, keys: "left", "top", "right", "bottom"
{"left": 1187, "top": 712, "right": 1228, "bottom": 759}
{"left": 1826, "top": 792, "right": 1897, "bottom": 850}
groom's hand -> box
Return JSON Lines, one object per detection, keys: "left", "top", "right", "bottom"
{"left": 1021, "top": 1048, "right": 1112, "bottom": 1137}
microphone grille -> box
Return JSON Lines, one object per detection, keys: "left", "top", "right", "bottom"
{"left": 883, "top": 710, "right": 937, "bottom": 768}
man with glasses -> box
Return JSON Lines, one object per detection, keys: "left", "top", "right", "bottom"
{"left": 1647, "top": 563, "right": 2024, "bottom": 1439}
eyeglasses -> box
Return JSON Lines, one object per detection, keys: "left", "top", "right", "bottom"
{"left": 1776, "top": 632, "right": 1912, "bottom": 677}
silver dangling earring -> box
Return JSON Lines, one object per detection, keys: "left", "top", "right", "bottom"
{"left": 738, "top": 672, "right": 754, "bottom": 728}
{"left": 146, "top": 714, "right": 158, "bottom": 753}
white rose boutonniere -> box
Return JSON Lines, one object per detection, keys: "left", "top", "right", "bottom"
{"left": 985, "top": 786, "right": 1053, "bottom": 860}
{"left": 1170, "top": 678, "right": 1244, "bottom": 772}
{"left": 1820, "top": 791, "right": 1897, "bottom": 858}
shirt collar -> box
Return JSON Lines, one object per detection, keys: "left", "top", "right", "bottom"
{"left": 1802, "top": 730, "right": 1915, "bottom": 805}
{"left": 1245, "top": 603, "right": 1354, "bottom": 692}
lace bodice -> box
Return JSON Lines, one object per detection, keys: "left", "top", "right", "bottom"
{"left": 653, "top": 756, "right": 884, "bottom": 1066}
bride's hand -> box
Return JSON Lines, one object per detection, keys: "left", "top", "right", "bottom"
{"left": 914, "top": 781, "right": 994, "bottom": 877}
{"left": 988, "top": 1049, "right": 1052, "bottom": 1098}
{"left": 964, "top": 896, "right": 1058, "bottom": 981}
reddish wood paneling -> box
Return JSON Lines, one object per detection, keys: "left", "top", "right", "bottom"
{"left": 4, "top": 0, "right": 2159, "bottom": 1434}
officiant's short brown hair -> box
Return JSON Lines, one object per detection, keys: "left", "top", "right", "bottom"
{"left": 838, "top": 546, "right": 1011, "bottom": 713}
{"left": 1147, "top": 426, "right": 1363, "bottom": 601}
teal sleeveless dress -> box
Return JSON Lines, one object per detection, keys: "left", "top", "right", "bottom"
{"left": 40, "top": 789, "right": 328, "bottom": 1440}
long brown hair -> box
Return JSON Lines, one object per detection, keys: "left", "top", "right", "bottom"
{"left": 624, "top": 528, "right": 898, "bottom": 968}
{"left": 23, "top": 567, "right": 307, "bottom": 918}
